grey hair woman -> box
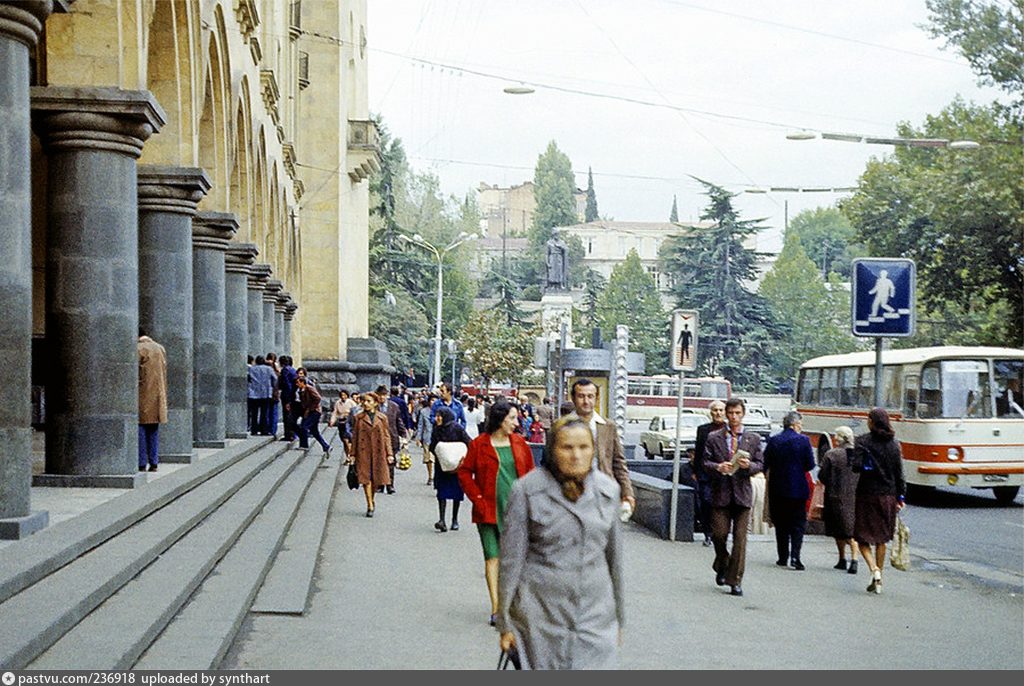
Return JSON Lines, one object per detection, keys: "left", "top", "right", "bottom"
{"left": 818, "top": 425, "right": 859, "bottom": 573}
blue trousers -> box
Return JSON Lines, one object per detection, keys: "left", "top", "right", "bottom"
{"left": 298, "top": 411, "right": 330, "bottom": 452}
{"left": 138, "top": 424, "right": 160, "bottom": 468}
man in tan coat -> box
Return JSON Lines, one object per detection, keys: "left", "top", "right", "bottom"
{"left": 138, "top": 329, "right": 168, "bottom": 472}
{"left": 567, "top": 378, "right": 636, "bottom": 517}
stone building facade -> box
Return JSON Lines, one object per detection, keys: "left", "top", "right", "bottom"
{"left": 0, "top": 0, "right": 386, "bottom": 539}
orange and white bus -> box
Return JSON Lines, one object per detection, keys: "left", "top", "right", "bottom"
{"left": 626, "top": 375, "right": 731, "bottom": 423}
{"left": 796, "top": 346, "right": 1024, "bottom": 504}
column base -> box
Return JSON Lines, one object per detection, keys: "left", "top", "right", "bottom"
{"left": 0, "top": 511, "right": 50, "bottom": 540}
{"left": 194, "top": 440, "right": 227, "bottom": 449}
{"left": 32, "top": 473, "right": 147, "bottom": 489}
{"left": 226, "top": 432, "right": 249, "bottom": 439}
{"left": 158, "top": 452, "right": 195, "bottom": 464}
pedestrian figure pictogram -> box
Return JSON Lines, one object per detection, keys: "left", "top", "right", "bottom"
{"left": 852, "top": 259, "right": 915, "bottom": 337}
{"left": 671, "top": 310, "right": 698, "bottom": 372}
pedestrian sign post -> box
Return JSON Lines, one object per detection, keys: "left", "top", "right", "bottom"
{"left": 851, "top": 258, "right": 916, "bottom": 408}
{"left": 852, "top": 258, "right": 915, "bottom": 337}
{"left": 670, "top": 310, "right": 698, "bottom": 372}
{"left": 668, "top": 309, "right": 697, "bottom": 542}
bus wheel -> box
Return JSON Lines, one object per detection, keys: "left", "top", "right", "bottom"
{"left": 993, "top": 486, "right": 1020, "bottom": 505}
{"left": 906, "top": 483, "right": 935, "bottom": 503}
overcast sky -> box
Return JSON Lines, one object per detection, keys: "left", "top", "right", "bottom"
{"left": 366, "top": 0, "right": 1006, "bottom": 253}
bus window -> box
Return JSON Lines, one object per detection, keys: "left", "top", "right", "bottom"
{"left": 820, "top": 368, "right": 839, "bottom": 406}
{"left": 798, "top": 369, "right": 820, "bottom": 404}
{"left": 993, "top": 360, "right": 1024, "bottom": 418}
{"left": 903, "top": 374, "right": 920, "bottom": 417}
{"left": 920, "top": 364, "right": 940, "bottom": 418}
{"left": 941, "top": 360, "right": 991, "bottom": 418}
{"left": 857, "top": 366, "right": 875, "bottom": 407}
{"left": 838, "top": 367, "right": 858, "bottom": 406}
{"left": 883, "top": 366, "right": 902, "bottom": 409}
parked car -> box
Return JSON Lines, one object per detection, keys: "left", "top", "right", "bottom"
{"left": 640, "top": 414, "right": 705, "bottom": 459}
{"left": 743, "top": 403, "right": 773, "bottom": 440}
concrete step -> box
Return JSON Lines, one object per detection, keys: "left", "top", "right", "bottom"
{"left": 250, "top": 445, "right": 342, "bottom": 614}
{"left": 29, "top": 448, "right": 305, "bottom": 670}
{"left": 0, "top": 437, "right": 274, "bottom": 605}
{"left": 0, "top": 439, "right": 290, "bottom": 670}
{"left": 135, "top": 450, "right": 325, "bottom": 670}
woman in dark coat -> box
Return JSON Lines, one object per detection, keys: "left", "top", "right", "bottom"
{"left": 429, "top": 407, "right": 469, "bottom": 533}
{"left": 851, "top": 408, "right": 906, "bottom": 594}
{"left": 818, "top": 425, "right": 859, "bottom": 574}
{"left": 351, "top": 392, "right": 392, "bottom": 518}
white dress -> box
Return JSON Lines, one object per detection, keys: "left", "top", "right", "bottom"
{"left": 465, "top": 407, "right": 485, "bottom": 439}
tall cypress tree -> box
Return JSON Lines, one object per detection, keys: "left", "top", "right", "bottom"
{"left": 669, "top": 195, "right": 679, "bottom": 223}
{"left": 585, "top": 167, "right": 599, "bottom": 222}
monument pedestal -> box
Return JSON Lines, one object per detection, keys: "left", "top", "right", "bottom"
{"left": 540, "top": 292, "right": 574, "bottom": 340}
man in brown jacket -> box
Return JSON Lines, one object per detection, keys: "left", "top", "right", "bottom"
{"left": 568, "top": 378, "right": 636, "bottom": 516}
{"left": 138, "top": 328, "right": 168, "bottom": 472}
{"left": 296, "top": 375, "right": 331, "bottom": 456}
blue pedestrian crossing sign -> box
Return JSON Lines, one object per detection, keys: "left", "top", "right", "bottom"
{"left": 851, "top": 258, "right": 915, "bottom": 337}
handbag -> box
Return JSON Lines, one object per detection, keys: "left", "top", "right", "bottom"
{"left": 890, "top": 511, "right": 910, "bottom": 571}
{"left": 346, "top": 464, "right": 359, "bottom": 490}
{"left": 435, "top": 441, "right": 468, "bottom": 473}
{"left": 497, "top": 647, "right": 522, "bottom": 670}
{"left": 808, "top": 480, "right": 826, "bottom": 522}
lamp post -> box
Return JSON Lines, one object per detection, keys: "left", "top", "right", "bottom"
{"left": 400, "top": 231, "right": 479, "bottom": 389}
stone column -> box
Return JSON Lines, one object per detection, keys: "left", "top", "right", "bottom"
{"left": 192, "top": 212, "right": 237, "bottom": 448}
{"left": 283, "top": 300, "right": 298, "bottom": 358}
{"left": 247, "top": 263, "right": 270, "bottom": 359}
{"left": 32, "top": 86, "right": 165, "bottom": 489}
{"left": 274, "top": 291, "right": 289, "bottom": 354}
{"left": 0, "top": 0, "right": 51, "bottom": 538}
{"left": 224, "top": 243, "right": 257, "bottom": 439}
{"left": 263, "top": 278, "right": 283, "bottom": 356}
{"left": 137, "top": 166, "right": 210, "bottom": 464}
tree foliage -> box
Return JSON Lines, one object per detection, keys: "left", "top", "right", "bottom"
{"left": 367, "top": 289, "right": 431, "bottom": 374}
{"left": 585, "top": 167, "right": 599, "bottom": 222}
{"left": 530, "top": 141, "right": 578, "bottom": 246}
{"left": 459, "top": 309, "right": 538, "bottom": 387}
{"left": 840, "top": 98, "right": 1023, "bottom": 346}
{"left": 760, "top": 232, "right": 859, "bottom": 383}
{"left": 661, "top": 180, "right": 782, "bottom": 390}
{"left": 669, "top": 195, "right": 679, "bottom": 223}
{"left": 924, "top": 0, "right": 1024, "bottom": 99}
{"left": 787, "top": 207, "right": 865, "bottom": 279}
{"left": 596, "top": 249, "right": 668, "bottom": 373}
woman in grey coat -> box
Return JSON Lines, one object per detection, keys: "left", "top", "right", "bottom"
{"left": 497, "top": 417, "right": 625, "bottom": 670}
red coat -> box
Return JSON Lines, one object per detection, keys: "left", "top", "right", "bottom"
{"left": 457, "top": 433, "right": 534, "bottom": 524}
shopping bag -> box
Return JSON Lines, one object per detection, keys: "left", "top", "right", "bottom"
{"left": 808, "top": 480, "right": 826, "bottom": 522}
{"left": 890, "top": 512, "right": 910, "bottom": 571}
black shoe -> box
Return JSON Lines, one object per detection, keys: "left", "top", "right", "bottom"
{"left": 139, "top": 466, "right": 146, "bottom": 472}
{"left": 386, "top": 486, "right": 396, "bottom": 494}
{"left": 148, "top": 464, "right": 158, "bottom": 472}
{"left": 451, "top": 522, "right": 460, "bottom": 531}
{"left": 715, "top": 572, "right": 726, "bottom": 587}
{"left": 434, "top": 520, "right": 447, "bottom": 532}
{"left": 366, "top": 508, "right": 374, "bottom": 518}
{"left": 848, "top": 560, "right": 858, "bottom": 575}
{"left": 790, "top": 559, "right": 805, "bottom": 571}
{"left": 834, "top": 559, "right": 848, "bottom": 570}
{"left": 702, "top": 536, "right": 712, "bottom": 547}
{"left": 730, "top": 585, "right": 743, "bottom": 597}
{"left": 776, "top": 559, "right": 788, "bottom": 567}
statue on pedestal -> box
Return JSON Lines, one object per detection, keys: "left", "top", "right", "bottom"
{"left": 545, "top": 231, "right": 569, "bottom": 292}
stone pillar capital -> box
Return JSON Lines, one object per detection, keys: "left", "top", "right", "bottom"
{"left": 248, "top": 262, "right": 272, "bottom": 289}
{"left": 284, "top": 300, "right": 299, "bottom": 321}
{"left": 0, "top": 1, "right": 52, "bottom": 48}
{"left": 137, "top": 166, "right": 211, "bottom": 215}
{"left": 275, "top": 290, "right": 290, "bottom": 314}
{"left": 225, "top": 242, "right": 258, "bottom": 274}
{"left": 192, "top": 211, "right": 238, "bottom": 251}
{"left": 31, "top": 87, "right": 166, "bottom": 159}
{"left": 263, "top": 278, "right": 283, "bottom": 304}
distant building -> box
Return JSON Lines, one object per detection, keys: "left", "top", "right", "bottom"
{"left": 477, "top": 181, "right": 587, "bottom": 237}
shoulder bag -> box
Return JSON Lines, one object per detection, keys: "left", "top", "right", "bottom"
{"left": 890, "top": 511, "right": 910, "bottom": 571}
{"left": 435, "top": 441, "right": 468, "bottom": 473}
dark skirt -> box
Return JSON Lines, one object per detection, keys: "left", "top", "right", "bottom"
{"left": 434, "top": 468, "right": 464, "bottom": 501}
{"left": 854, "top": 494, "right": 898, "bottom": 545}
{"left": 823, "top": 495, "right": 856, "bottom": 539}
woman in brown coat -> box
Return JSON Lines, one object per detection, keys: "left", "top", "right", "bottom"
{"left": 351, "top": 392, "right": 393, "bottom": 517}
{"left": 818, "top": 425, "right": 859, "bottom": 574}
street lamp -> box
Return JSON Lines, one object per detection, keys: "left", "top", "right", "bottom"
{"left": 787, "top": 129, "right": 980, "bottom": 149}
{"left": 399, "top": 231, "right": 480, "bottom": 389}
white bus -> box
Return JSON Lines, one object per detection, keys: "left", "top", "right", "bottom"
{"left": 795, "top": 346, "right": 1024, "bottom": 504}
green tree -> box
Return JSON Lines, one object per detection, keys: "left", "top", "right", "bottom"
{"left": 925, "top": 0, "right": 1024, "bottom": 98}
{"left": 760, "top": 232, "right": 857, "bottom": 383}
{"left": 669, "top": 195, "right": 679, "bottom": 223}
{"left": 578, "top": 268, "right": 607, "bottom": 340}
{"left": 596, "top": 249, "right": 668, "bottom": 374}
{"left": 459, "top": 310, "right": 538, "bottom": 388}
{"left": 787, "top": 207, "right": 865, "bottom": 279}
{"left": 367, "top": 289, "right": 431, "bottom": 374}
{"left": 660, "top": 180, "right": 782, "bottom": 390}
{"left": 530, "top": 141, "right": 578, "bottom": 246}
{"left": 585, "top": 167, "right": 599, "bottom": 222}
{"left": 841, "top": 98, "right": 1023, "bottom": 346}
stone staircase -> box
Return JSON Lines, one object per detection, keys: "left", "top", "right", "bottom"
{"left": 0, "top": 430, "right": 341, "bottom": 670}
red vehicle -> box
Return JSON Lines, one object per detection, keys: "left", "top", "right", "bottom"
{"left": 626, "top": 375, "right": 731, "bottom": 423}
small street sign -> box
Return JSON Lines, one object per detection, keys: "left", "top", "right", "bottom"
{"left": 670, "top": 309, "right": 698, "bottom": 372}
{"left": 851, "top": 258, "right": 915, "bottom": 337}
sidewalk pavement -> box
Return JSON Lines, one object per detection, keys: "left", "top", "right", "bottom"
{"left": 222, "top": 446, "right": 1024, "bottom": 670}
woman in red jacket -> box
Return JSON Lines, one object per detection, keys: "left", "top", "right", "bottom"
{"left": 457, "top": 399, "right": 535, "bottom": 626}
